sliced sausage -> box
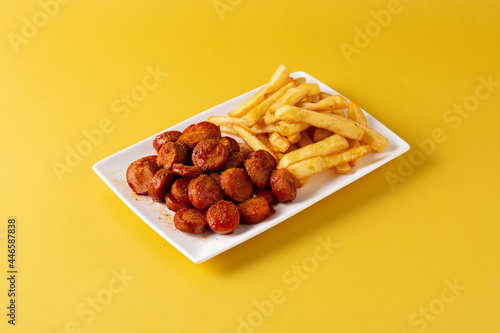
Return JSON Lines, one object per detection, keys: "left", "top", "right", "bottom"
{"left": 223, "top": 152, "right": 245, "bottom": 170}
{"left": 270, "top": 169, "right": 296, "bottom": 203}
{"left": 223, "top": 136, "right": 240, "bottom": 152}
{"left": 153, "top": 131, "right": 182, "bottom": 152}
{"left": 244, "top": 158, "right": 271, "bottom": 189}
{"left": 209, "top": 173, "right": 222, "bottom": 188}
{"left": 174, "top": 208, "right": 208, "bottom": 234}
{"left": 184, "top": 121, "right": 221, "bottom": 138}
{"left": 237, "top": 196, "right": 272, "bottom": 224}
{"left": 171, "top": 163, "right": 203, "bottom": 179}
{"left": 188, "top": 174, "right": 223, "bottom": 210}
{"left": 165, "top": 193, "right": 191, "bottom": 212}
{"left": 239, "top": 142, "right": 254, "bottom": 158}
{"left": 207, "top": 201, "right": 240, "bottom": 234}
{"left": 147, "top": 169, "right": 175, "bottom": 202}
{"left": 192, "top": 139, "right": 229, "bottom": 172}
{"left": 126, "top": 155, "right": 160, "bottom": 195}
{"left": 247, "top": 150, "right": 277, "bottom": 169}
{"left": 253, "top": 187, "right": 277, "bottom": 205}
{"left": 157, "top": 141, "right": 188, "bottom": 170}
{"left": 177, "top": 131, "right": 219, "bottom": 150}
{"left": 220, "top": 168, "right": 253, "bottom": 202}
{"left": 171, "top": 178, "right": 192, "bottom": 206}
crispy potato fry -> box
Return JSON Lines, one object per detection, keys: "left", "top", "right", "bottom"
{"left": 297, "top": 94, "right": 348, "bottom": 111}
{"left": 249, "top": 123, "right": 277, "bottom": 134}
{"left": 228, "top": 65, "right": 290, "bottom": 117}
{"left": 327, "top": 114, "right": 388, "bottom": 152}
{"left": 312, "top": 128, "right": 332, "bottom": 142}
{"left": 233, "top": 125, "right": 278, "bottom": 161}
{"left": 275, "top": 121, "right": 310, "bottom": 136}
{"left": 335, "top": 163, "right": 351, "bottom": 174}
{"left": 244, "top": 81, "right": 295, "bottom": 127}
{"left": 286, "top": 145, "right": 372, "bottom": 180}
{"left": 268, "top": 84, "right": 309, "bottom": 114}
{"left": 277, "top": 134, "right": 349, "bottom": 169}
{"left": 347, "top": 100, "right": 367, "bottom": 126}
{"left": 347, "top": 138, "right": 362, "bottom": 167}
{"left": 304, "top": 83, "right": 321, "bottom": 98}
{"left": 219, "top": 125, "right": 238, "bottom": 135}
{"left": 319, "top": 92, "right": 331, "bottom": 100}
{"left": 295, "top": 177, "right": 309, "bottom": 188}
{"left": 296, "top": 130, "right": 313, "bottom": 148}
{"left": 287, "top": 132, "right": 301, "bottom": 144}
{"left": 269, "top": 132, "right": 291, "bottom": 153}
{"left": 272, "top": 105, "right": 364, "bottom": 140}
{"left": 294, "top": 77, "right": 306, "bottom": 85}
{"left": 208, "top": 115, "right": 246, "bottom": 127}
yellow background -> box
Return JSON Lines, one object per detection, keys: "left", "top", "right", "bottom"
{"left": 1, "top": 0, "right": 499, "bottom": 332}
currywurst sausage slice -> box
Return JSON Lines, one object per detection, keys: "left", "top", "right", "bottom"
{"left": 172, "top": 163, "right": 203, "bottom": 179}
{"left": 220, "top": 168, "right": 253, "bottom": 202}
{"left": 126, "top": 155, "right": 160, "bottom": 195}
{"left": 207, "top": 201, "right": 240, "bottom": 234}
{"left": 171, "top": 178, "right": 192, "bottom": 206}
{"left": 165, "top": 194, "right": 191, "bottom": 212}
{"left": 244, "top": 158, "right": 272, "bottom": 189}
{"left": 248, "top": 150, "right": 277, "bottom": 169}
{"left": 192, "top": 139, "right": 230, "bottom": 172}
{"left": 237, "top": 196, "right": 272, "bottom": 224}
{"left": 157, "top": 141, "right": 188, "bottom": 170}
{"left": 148, "top": 169, "right": 175, "bottom": 202}
{"left": 174, "top": 208, "right": 208, "bottom": 234}
{"left": 153, "top": 131, "right": 182, "bottom": 152}
{"left": 188, "top": 174, "right": 223, "bottom": 210}
{"left": 270, "top": 169, "right": 296, "bottom": 203}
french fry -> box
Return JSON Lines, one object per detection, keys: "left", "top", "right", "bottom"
{"left": 328, "top": 114, "right": 389, "bottom": 152}
{"left": 296, "top": 130, "right": 313, "bottom": 148}
{"left": 295, "top": 177, "right": 309, "bottom": 188}
{"left": 268, "top": 84, "right": 309, "bottom": 114}
{"left": 335, "top": 163, "right": 351, "bottom": 174}
{"left": 286, "top": 145, "right": 372, "bottom": 180}
{"left": 249, "top": 123, "right": 277, "bottom": 134}
{"left": 285, "top": 144, "right": 298, "bottom": 153}
{"left": 319, "top": 92, "right": 331, "bottom": 99}
{"left": 228, "top": 65, "right": 290, "bottom": 117}
{"left": 244, "top": 81, "right": 295, "bottom": 127}
{"left": 277, "top": 134, "right": 349, "bottom": 169}
{"left": 275, "top": 121, "right": 310, "bottom": 136}
{"left": 297, "top": 94, "right": 348, "bottom": 111}
{"left": 287, "top": 132, "right": 301, "bottom": 144}
{"left": 312, "top": 128, "right": 332, "bottom": 142}
{"left": 233, "top": 126, "right": 278, "bottom": 161}
{"left": 348, "top": 138, "right": 362, "bottom": 167}
{"left": 219, "top": 125, "right": 238, "bottom": 135}
{"left": 347, "top": 100, "right": 367, "bottom": 126}
{"left": 272, "top": 105, "right": 364, "bottom": 140}
{"left": 269, "top": 132, "right": 291, "bottom": 153}
{"left": 294, "top": 77, "right": 306, "bottom": 85}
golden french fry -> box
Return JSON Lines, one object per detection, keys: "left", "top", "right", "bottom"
{"left": 277, "top": 134, "right": 349, "bottom": 169}
{"left": 328, "top": 114, "right": 388, "bottom": 152}
{"left": 310, "top": 95, "right": 320, "bottom": 103}
{"left": 294, "top": 176, "right": 309, "bottom": 188}
{"left": 312, "top": 128, "right": 332, "bottom": 142}
{"left": 296, "top": 130, "right": 313, "bottom": 148}
{"left": 208, "top": 115, "right": 246, "bottom": 127}
{"left": 228, "top": 65, "right": 290, "bottom": 117}
{"left": 287, "top": 132, "right": 301, "bottom": 144}
{"left": 269, "top": 132, "right": 291, "bottom": 153}
{"left": 268, "top": 84, "right": 309, "bottom": 113}
{"left": 304, "top": 83, "right": 321, "bottom": 97}
{"left": 348, "top": 138, "right": 362, "bottom": 167}
{"left": 233, "top": 126, "right": 278, "bottom": 161}
{"left": 244, "top": 81, "right": 295, "bottom": 127}
{"left": 335, "top": 163, "right": 351, "bottom": 174}
{"left": 347, "top": 100, "right": 367, "bottom": 126}
{"left": 249, "top": 123, "right": 277, "bottom": 134}
{"left": 275, "top": 121, "right": 310, "bottom": 136}
{"left": 297, "top": 94, "right": 348, "bottom": 111}
{"left": 272, "top": 105, "right": 364, "bottom": 140}
{"left": 219, "top": 125, "right": 238, "bottom": 135}
{"left": 319, "top": 92, "right": 331, "bottom": 100}
{"left": 294, "top": 77, "right": 306, "bottom": 85}
{"left": 286, "top": 145, "right": 372, "bottom": 180}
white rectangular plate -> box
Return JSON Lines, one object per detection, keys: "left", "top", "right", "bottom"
{"left": 93, "top": 71, "right": 410, "bottom": 264}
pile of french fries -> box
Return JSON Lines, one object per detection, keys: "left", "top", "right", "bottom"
{"left": 208, "top": 65, "right": 389, "bottom": 188}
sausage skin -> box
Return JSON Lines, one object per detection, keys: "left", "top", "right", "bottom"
{"left": 148, "top": 169, "right": 175, "bottom": 202}
{"left": 207, "top": 201, "right": 240, "bottom": 234}
{"left": 188, "top": 174, "right": 223, "bottom": 210}
{"left": 270, "top": 169, "right": 296, "bottom": 203}
{"left": 126, "top": 155, "right": 160, "bottom": 195}
{"left": 174, "top": 208, "right": 208, "bottom": 234}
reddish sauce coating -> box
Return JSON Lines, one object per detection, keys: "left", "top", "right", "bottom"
{"left": 172, "top": 163, "right": 203, "bottom": 179}
{"left": 165, "top": 193, "right": 191, "bottom": 212}
{"left": 223, "top": 152, "right": 245, "bottom": 170}
{"left": 223, "top": 136, "right": 240, "bottom": 153}
{"left": 174, "top": 208, "right": 208, "bottom": 234}
{"left": 244, "top": 158, "right": 272, "bottom": 189}
{"left": 157, "top": 141, "right": 188, "bottom": 170}
{"left": 148, "top": 169, "right": 175, "bottom": 202}
{"left": 253, "top": 187, "right": 277, "bottom": 205}
{"left": 171, "top": 178, "right": 192, "bottom": 206}
{"left": 188, "top": 174, "right": 223, "bottom": 210}
{"left": 237, "top": 196, "right": 272, "bottom": 224}
{"left": 126, "top": 155, "right": 160, "bottom": 195}
{"left": 192, "top": 139, "right": 229, "bottom": 172}
{"left": 207, "top": 201, "right": 240, "bottom": 234}
{"left": 270, "top": 169, "right": 296, "bottom": 203}
{"left": 248, "top": 150, "right": 277, "bottom": 169}
{"left": 153, "top": 131, "right": 182, "bottom": 152}
{"left": 220, "top": 168, "right": 253, "bottom": 202}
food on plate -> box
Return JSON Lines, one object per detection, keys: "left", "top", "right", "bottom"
{"left": 174, "top": 208, "right": 208, "bottom": 234}
{"left": 206, "top": 201, "right": 240, "bottom": 234}
{"left": 244, "top": 157, "right": 272, "bottom": 189}
{"left": 148, "top": 169, "right": 175, "bottom": 202}
{"left": 269, "top": 169, "right": 296, "bottom": 203}
{"left": 220, "top": 168, "right": 253, "bottom": 202}
{"left": 187, "top": 174, "right": 223, "bottom": 210}
{"left": 192, "top": 139, "right": 230, "bottom": 172}
{"left": 152, "top": 131, "right": 182, "bottom": 152}
{"left": 237, "top": 196, "right": 272, "bottom": 224}
{"left": 126, "top": 156, "right": 160, "bottom": 195}
{"left": 157, "top": 141, "right": 188, "bottom": 169}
